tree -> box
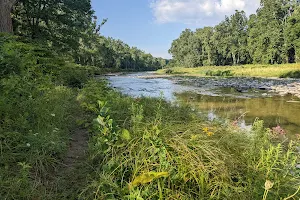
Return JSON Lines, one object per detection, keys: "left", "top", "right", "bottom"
{"left": 248, "top": 0, "right": 287, "bottom": 64}
{"left": 0, "top": 0, "right": 18, "bottom": 33}
{"left": 169, "top": 29, "right": 202, "bottom": 67}
{"left": 12, "top": 0, "right": 93, "bottom": 52}
{"left": 195, "top": 27, "right": 216, "bottom": 66}
{"left": 285, "top": 6, "right": 300, "bottom": 62}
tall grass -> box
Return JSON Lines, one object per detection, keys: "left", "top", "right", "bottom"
{"left": 78, "top": 80, "right": 300, "bottom": 199}
{"left": 0, "top": 34, "right": 90, "bottom": 199}
{"left": 158, "top": 64, "right": 300, "bottom": 78}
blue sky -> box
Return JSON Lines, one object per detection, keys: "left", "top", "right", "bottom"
{"left": 91, "top": 0, "right": 260, "bottom": 59}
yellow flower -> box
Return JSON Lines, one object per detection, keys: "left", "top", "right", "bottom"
{"left": 202, "top": 127, "right": 209, "bottom": 133}
{"left": 207, "top": 132, "right": 214, "bottom": 136}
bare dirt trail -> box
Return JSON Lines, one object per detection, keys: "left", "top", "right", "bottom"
{"left": 43, "top": 126, "right": 91, "bottom": 199}
{"left": 62, "top": 127, "right": 89, "bottom": 170}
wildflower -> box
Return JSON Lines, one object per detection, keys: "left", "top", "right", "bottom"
{"left": 51, "top": 113, "right": 56, "bottom": 117}
{"left": 26, "top": 143, "right": 31, "bottom": 147}
{"left": 202, "top": 127, "right": 214, "bottom": 136}
{"left": 272, "top": 125, "right": 286, "bottom": 135}
{"left": 202, "top": 127, "right": 209, "bottom": 132}
{"left": 264, "top": 180, "right": 274, "bottom": 190}
{"left": 207, "top": 132, "right": 214, "bottom": 137}
{"left": 33, "top": 133, "right": 39, "bottom": 136}
{"left": 232, "top": 120, "right": 238, "bottom": 127}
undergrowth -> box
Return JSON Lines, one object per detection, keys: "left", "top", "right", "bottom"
{"left": 77, "top": 80, "right": 300, "bottom": 200}
{"left": 0, "top": 34, "right": 91, "bottom": 199}
{"left": 1, "top": 34, "right": 299, "bottom": 200}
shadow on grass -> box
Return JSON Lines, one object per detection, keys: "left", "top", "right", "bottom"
{"left": 280, "top": 70, "right": 300, "bottom": 78}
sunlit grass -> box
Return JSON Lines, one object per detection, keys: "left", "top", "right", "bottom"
{"left": 158, "top": 63, "right": 300, "bottom": 78}
{"left": 78, "top": 80, "right": 300, "bottom": 200}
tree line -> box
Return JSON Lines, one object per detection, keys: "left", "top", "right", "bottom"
{"left": 0, "top": 0, "right": 166, "bottom": 71}
{"left": 169, "top": 0, "right": 300, "bottom": 67}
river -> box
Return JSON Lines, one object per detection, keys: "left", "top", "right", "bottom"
{"left": 107, "top": 72, "right": 300, "bottom": 137}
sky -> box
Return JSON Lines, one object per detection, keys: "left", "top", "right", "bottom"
{"left": 91, "top": 0, "right": 261, "bottom": 59}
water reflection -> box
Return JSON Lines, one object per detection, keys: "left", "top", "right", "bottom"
{"left": 176, "top": 92, "right": 300, "bottom": 136}
{"left": 107, "top": 72, "right": 300, "bottom": 136}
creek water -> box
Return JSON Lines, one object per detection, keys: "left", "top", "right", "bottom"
{"left": 107, "top": 72, "right": 300, "bottom": 137}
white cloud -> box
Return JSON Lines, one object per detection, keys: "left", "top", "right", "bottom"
{"left": 150, "top": 0, "right": 260, "bottom": 25}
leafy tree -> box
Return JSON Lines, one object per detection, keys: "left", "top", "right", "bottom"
{"left": 284, "top": 4, "right": 300, "bottom": 62}
{"left": 169, "top": 0, "right": 300, "bottom": 67}
{"left": 195, "top": 27, "right": 216, "bottom": 66}
{"left": 12, "top": 0, "right": 93, "bottom": 53}
{"left": 169, "top": 29, "right": 202, "bottom": 67}
{"left": 248, "top": 0, "right": 286, "bottom": 64}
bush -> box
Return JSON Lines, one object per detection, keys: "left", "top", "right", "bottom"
{"left": 165, "top": 68, "right": 174, "bottom": 74}
{"left": 206, "top": 70, "right": 234, "bottom": 77}
{"left": 280, "top": 70, "right": 300, "bottom": 78}
{"left": 58, "top": 64, "right": 95, "bottom": 88}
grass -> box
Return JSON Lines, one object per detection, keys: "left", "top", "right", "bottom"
{"left": 158, "top": 64, "right": 300, "bottom": 78}
{"left": 76, "top": 80, "right": 300, "bottom": 200}
{"left": 1, "top": 35, "right": 300, "bottom": 199}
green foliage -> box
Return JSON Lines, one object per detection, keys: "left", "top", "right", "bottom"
{"left": 57, "top": 64, "right": 95, "bottom": 88}
{"left": 205, "top": 70, "right": 234, "bottom": 77}
{"left": 75, "top": 35, "right": 167, "bottom": 71}
{"left": 78, "top": 81, "right": 300, "bottom": 200}
{"left": 9, "top": 0, "right": 166, "bottom": 72}
{"left": 12, "top": 0, "right": 93, "bottom": 52}
{"left": 169, "top": 1, "right": 300, "bottom": 67}
{"left": 280, "top": 70, "right": 300, "bottom": 78}
{"left": 0, "top": 33, "right": 85, "bottom": 199}
{"left": 0, "top": 33, "right": 66, "bottom": 79}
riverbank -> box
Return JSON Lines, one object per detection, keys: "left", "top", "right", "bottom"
{"left": 158, "top": 64, "right": 300, "bottom": 78}
{"left": 77, "top": 79, "right": 300, "bottom": 199}
{"left": 155, "top": 64, "right": 300, "bottom": 98}
{"left": 133, "top": 72, "right": 300, "bottom": 99}
{"left": 1, "top": 35, "right": 299, "bottom": 199}
{"left": 173, "top": 76, "right": 300, "bottom": 99}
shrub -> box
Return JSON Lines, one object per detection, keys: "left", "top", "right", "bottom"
{"left": 280, "top": 70, "right": 300, "bottom": 78}
{"left": 206, "top": 70, "right": 234, "bottom": 77}
{"left": 165, "top": 68, "right": 174, "bottom": 74}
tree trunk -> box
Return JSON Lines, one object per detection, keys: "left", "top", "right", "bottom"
{"left": 0, "top": 0, "right": 18, "bottom": 33}
{"left": 232, "top": 53, "right": 237, "bottom": 65}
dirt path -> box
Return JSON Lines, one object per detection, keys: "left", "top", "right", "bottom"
{"left": 44, "top": 127, "right": 90, "bottom": 199}
{"left": 62, "top": 127, "right": 89, "bottom": 170}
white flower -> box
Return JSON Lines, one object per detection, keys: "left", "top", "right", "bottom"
{"left": 26, "top": 143, "right": 31, "bottom": 147}
{"left": 51, "top": 113, "right": 56, "bottom": 117}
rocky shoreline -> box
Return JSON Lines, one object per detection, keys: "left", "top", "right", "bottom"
{"left": 170, "top": 77, "right": 300, "bottom": 98}
{"left": 271, "top": 82, "right": 300, "bottom": 98}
